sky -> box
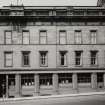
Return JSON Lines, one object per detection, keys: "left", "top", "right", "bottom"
{"left": 0, "top": 0, "right": 98, "bottom": 7}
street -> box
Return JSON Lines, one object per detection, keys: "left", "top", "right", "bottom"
{"left": 0, "top": 94, "right": 105, "bottom": 105}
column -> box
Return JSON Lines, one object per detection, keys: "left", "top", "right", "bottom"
{"left": 53, "top": 73, "right": 59, "bottom": 94}
{"left": 15, "top": 74, "right": 21, "bottom": 98}
{"left": 72, "top": 73, "right": 78, "bottom": 90}
{"left": 6, "top": 74, "right": 9, "bottom": 98}
{"left": 103, "top": 73, "right": 105, "bottom": 88}
{"left": 34, "top": 74, "right": 39, "bottom": 96}
{"left": 91, "top": 73, "right": 97, "bottom": 89}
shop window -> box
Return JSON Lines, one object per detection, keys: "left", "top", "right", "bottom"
{"left": 39, "top": 74, "right": 52, "bottom": 86}
{"left": 8, "top": 75, "right": 15, "bottom": 86}
{"left": 21, "top": 74, "right": 34, "bottom": 86}
{"left": 78, "top": 73, "right": 91, "bottom": 83}
{"left": 97, "top": 73, "right": 103, "bottom": 82}
{"left": 58, "top": 73, "right": 72, "bottom": 84}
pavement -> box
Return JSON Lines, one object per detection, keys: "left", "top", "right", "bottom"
{"left": 0, "top": 91, "right": 105, "bottom": 102}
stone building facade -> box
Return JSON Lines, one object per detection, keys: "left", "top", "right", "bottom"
{"left": 0, "top": 0, "right": 105, "bottom": 98}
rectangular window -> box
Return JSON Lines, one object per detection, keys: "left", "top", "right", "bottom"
{"left": 75, "top": 30, "right": 82, "bottom": 44}
{"left": 22, "top": 30, "right": 30, "bottom": 44}
{"left": 39, "top": 74, "right": 52, "bottom": 86}
{"left": 58, "top": 73, "right": 72, "bottom": 85}
{"left": 40, "top": 51, "right": 48, "bottom": 67}
{"left": 78, "top": 73, "right": 91, "bottom": 83}
{"left": 39, "top": 30, "right": 47, "bottom": 44}
{"left": 90, "top": 51, "right": 98, "bottom": 65}
{"left": 22, "top": 51, "right": 30, "bottom": 66}
{"left": 21, "top": 74, "right": 34, "bottom": 86}
{"left": 59, "top": 30, "right": 66, "bottom": 44}
{"left": 90, "top": 30, "right": 97, "bottom": 44}
{"left": 75, "top": 51, "right": 82, "bottom": 66}
{"left": 5, "top": 31, "right": 12, "bottom": 44}
{"left": 4, "top": 52, "right": 13, "bottom": 67}
{"left": 59, "top": 51, "right": 67, "bottom": 66}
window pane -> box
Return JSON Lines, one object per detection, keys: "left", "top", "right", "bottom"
{"left": 90, "top": 51, "right": 97, "bottom": 65}
{"left": 59, "top": 31, "right": 66, "bottom": 44}
{"left": 75, "top": 51, "right": 82, "bottom": 65}
{"left": 5, "top": 31, "right": 12, "bottom": 44}
{"left": 40, "top": 51, "right": 48, "bottom": 66}
{"left": 60, "top": 51, "right": 67, "bottom": 66}
{"left": 23, "top": 31, "right": 29, "bottom": 44}
{"left": 22, "top": 52, "right": 30, "bottom": 66}
{"left": 90, "top": 31, "right": 97, "bottom": 44}
{"left": 75, "top": 31, "right": 82, "bottom": 44}
{"left": 5, "top": 52, "right": 13, "bottom": 67}
{"left": 40, "top": 31, "right": 47, "bottom": 44}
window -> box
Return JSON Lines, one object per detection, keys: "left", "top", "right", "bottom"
{"left": 75, "top": 30, "right": 82, "bottom": 44}
{"left": 90, "top": 51, "right": 98, "bottom": 65}
{"left": 59, "top": 30, "right": 66, "bottom": 44}
{"left": 8, "top": 75, "right": 15, "bottom": 86}
{"left": 39, "top": 30, "right": 47, "bottom": 44}
{"left": 22, "top": 30, "right": 30, "bottom": 44}
{"left": 5, "top": 31, "right": 12, "bottom": 44}
{"left": 59, "top": 51, "right": 67, "bottom": 66}
{"left": 22, "top": 51, "right": 30, "bottom": 66}
{"left": 97, "top": 73, "right": 103, "bottom": 83}
{"left": 4, "top": 52, "right": 13, "bottom": 67}
{"left": 21, "top": 74, "right": 34, "bottom": 86}
{"left": 78, "top": 73, "right": 91, "bottom": 83}
{"left": 75, "top": 51, "right": 82, "bottom": 66}
{"left": 58, "top": 73, "right": 72, "bottom": 84}
{"left": 39, "top": 74, "right": 52, "bottom": 86}
{"left": 40, "top": 51, "right": 48, "bottom": 67}
{"left": 90, "top": 30, "right": 97, "bottom": 44}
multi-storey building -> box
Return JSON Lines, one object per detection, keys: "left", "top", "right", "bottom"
{"left": 0, "top": 0, "right": 105, "bottom": 98}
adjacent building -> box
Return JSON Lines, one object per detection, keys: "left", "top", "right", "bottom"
{"left": 0, "top": 0, "right": 105, "bottom": 98}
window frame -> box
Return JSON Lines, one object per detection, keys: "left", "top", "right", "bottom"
{"left": 39, "top": 51, "right": 48, "bottom": 67}
{"left": 74, "top": 30, "right": 82, "bottom": 44}
{"left": 22, "top": 30, "right": 30, "bottom": 45}
{"left": 4, "top": 30, "right": 12, "bottom": 44}
{"left": 59, "top": 51, "right": 67, "bottom": 67}
{"left": 90, "top": 51, "right": 98, "bottom": 66}
{"left": 4, "top": 51, "right": 13, "bottom": 67}
{"left": 39, "top": 30, "right": 47, "bottom": 44}
{"left": 22, "top": 51, "right": 30, "bottom": 67}
{"left": 75, "top": 51, "right": 83, "bottom": 66}
{"left": 90, "top": 30, "right": 97, "bottom": 44}
{"left": 59, "top": 30, "right": 67, "bottom": 44}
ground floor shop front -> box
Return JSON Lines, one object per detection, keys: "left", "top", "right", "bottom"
{"left": 0, "top": 71, "right": 105, "bottom": 98}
